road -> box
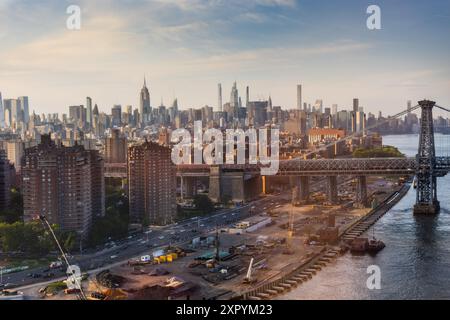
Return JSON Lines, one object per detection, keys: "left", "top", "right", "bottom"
{"left": 5, "top": 193, "right": 290, "bottom": 292}
{"left": 7, "top": 175, "right": 343, "bottom": 293}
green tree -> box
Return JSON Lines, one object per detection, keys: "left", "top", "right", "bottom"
{"left": 193, "top": 195, "right": 214, "bottom": 215}
{"left": 353, "top": 145, "right": 404, "bottom": 158}
{"left": 87, "top": 184, "right": 129, "bottom": 247}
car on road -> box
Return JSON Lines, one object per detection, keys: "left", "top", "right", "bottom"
{"left": 110, "top": 255, "right": 118, "bottom": 259}
{"left": 0, "top": 283, "right": 17, "bottom": 290}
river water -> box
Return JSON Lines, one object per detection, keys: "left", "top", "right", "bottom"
{"left": 280, "top": 134, "right": 450, "bottom": 300}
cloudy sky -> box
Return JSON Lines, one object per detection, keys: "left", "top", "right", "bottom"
{"left": 0, "top": 0, "right": 449, "bottom": 116}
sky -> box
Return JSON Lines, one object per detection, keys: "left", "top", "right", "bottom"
{"left": 0, "top": 0, "right": 449, "bottom": 116}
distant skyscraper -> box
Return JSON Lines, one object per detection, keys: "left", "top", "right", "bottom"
{"left": 246, "top": 86, "right": 250, "bottom": 108}
{"left": 69, "top": 105, "right": 84, "bottom": 124}
{"left": 128, "top": 140, "right": 177, "bottom": 226}
{"left": 18, "top": 96, "right": 29, "bottom": 124}
{"left": 139, "top": 77, "right": 151, "bottom": 127}
{"left": 0, "top": 92, "right": 4, "bottom": 127}
{"left": 353, "top": 98, "right": 359, "bottom": 113}
{"left": 6, "top": 140, "right": 24, "bottom": 171}
{"left": 297, "top": 85, "right": 302, "bottom": 110}
{"left": 218, "top": 83, "right": 222, "bottom": 112}
{"left": 332, "top": 104, "right": 338, "bottom": 116}
{"left": 111, "top": 104, "right": 122, "bottom": 127}
{"left": 86, "top": 97, "right": 93, "bottom": 128}
{"left": 314, "top": 99, "right": 323, "bottom": 113}
{"left": 230, "top": 81, "right": 239, "bottom": 109}
{"left": 407, "top": 100, "right": 412, "bottom": 113}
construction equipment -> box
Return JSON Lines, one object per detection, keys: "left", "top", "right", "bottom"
{"left": 39, "top": 215, "right": 87, "bottom": 300}
{"left": 243, "top": 258, "right": 257, "bottom": 284}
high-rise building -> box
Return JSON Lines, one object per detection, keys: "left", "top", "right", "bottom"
{"left": 332, "top": 104, "right": 338, "bottom": 116}
{"left": 314, "top": 99, "right": 323, "bottom": 113}
{"left": 3, "top": 99, "right": 12, "bottom": 127}
{"left": 69, "top": 105, "right": 85, "bottom": 124}
{"left": 8, "top": 99, "right": 22, "bottom": 127}
{"left": 139, "top": 78, "right": 151, "bottom": 127}
{"left": 18, "top": 96, "right": 29, "bottom": 124}
{"left": 230, "top": 82, "right": 239, "bottom": 109}
{"left": 297, "top": 85, "right": 302, "bottom": 110}
{"left": 246, "top": 86, "right": 250, "bottom": 108}
{"left": 0, "top": 92, "right": 4, "bottom": 127}
{"left": 6, "top": 140, "right": 24, "bottom": 171}
{"left": 0, "top": 150, "right": 12, "bottom": 212}
{"left": 111, "top": 105, "right": 122, "bottom": 127}
{"left": 104, "top": 128, "right": 127, "bottom": 163}
{"left": 353, "top": 98, "right": 359, "bottom": 113}
{"left": 218, "top": 83, "right": 222, "bottom": 112}
{"left": 128, "top": 140, "right": 177, "bottom": 226}
{"left": 22, "top": 134, "right": 105, "bottom": 237}
{"left": 407, "top": 100, "right": 412, "bottom": 114}
{"left": 86, "top": 97, "right": 93, "bottom": 128}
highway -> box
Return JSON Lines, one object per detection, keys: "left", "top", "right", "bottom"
{"left": 4, "top": 193, "right": 289, "bottom": 292}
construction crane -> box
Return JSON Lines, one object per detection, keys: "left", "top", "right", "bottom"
{"left": 39, "top": 215, "right": 87, "bottom": 300}
{"left": 243, "top": 257, "right": 257, "bottom": 284}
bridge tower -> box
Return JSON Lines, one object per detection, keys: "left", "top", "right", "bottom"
{"left": 414, "top": 100, "right": 440, "bottom": 214}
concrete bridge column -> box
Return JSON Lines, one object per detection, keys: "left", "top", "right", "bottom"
{"left": 185, "top": 177, "right": 197, "bottom": 198}
{"left": 356, "top": 176, "right": 368, "bottom": 206}
{"left": 327, "top": 176, "right": 338, "bottom": 204}
{"left": 180, "top": 176, "right": 184, "bottom": 199}
{"left": 297, "top": 176, "right": 310, "bottom": 203}
{"left": 209, "top": 166, "right": 222, "bottom": 203}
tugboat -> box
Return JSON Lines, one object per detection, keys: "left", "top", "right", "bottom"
{"left": 367, "top": 228, "right": 385, "bottom": 254}
{"left": 367, "top": 238, "right": 385, "bottom": 253}
{"left": 350, "top": 228, "right": 385, "bottom": 255}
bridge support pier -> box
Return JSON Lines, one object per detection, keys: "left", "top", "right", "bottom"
{"left": 327, "top": 176, "right": 338, "bottom": 204}
{"left": 414, "top": 100, "right": 440, "bottom": 215}
{"left": 356, "top": 176, "right": 367, "bottom": 206}
{"left": 295, "top": 176, "right": 310, "bottom": 203}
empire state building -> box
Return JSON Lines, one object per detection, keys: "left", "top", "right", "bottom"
{"left": 139, "top": 77, "right": 151, "bottom": 127}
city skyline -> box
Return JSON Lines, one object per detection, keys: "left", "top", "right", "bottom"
{"left": 0, "top": 0, "right": 449, "bottom": 116}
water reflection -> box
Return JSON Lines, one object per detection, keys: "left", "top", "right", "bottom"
{"left": 279, "top": 134, "right": 450, "bottom": 300}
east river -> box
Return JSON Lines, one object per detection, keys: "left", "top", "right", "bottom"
{"left": 280, "top": 134, "right": 450, "bottom": 299}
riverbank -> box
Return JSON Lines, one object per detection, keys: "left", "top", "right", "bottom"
{"left": 234, "top": 179, "right": 412, "bottom": 300}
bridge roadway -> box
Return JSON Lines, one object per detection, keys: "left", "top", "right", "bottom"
{"left": 177, "top": 157, "right": 450, "bottom": 177}
{"left": 105, "top": 157, "right": 450, "bottom": 178}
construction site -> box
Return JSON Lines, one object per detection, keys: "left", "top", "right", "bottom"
{"left": 21, "top": 175, "right": 408, "bottom": 301}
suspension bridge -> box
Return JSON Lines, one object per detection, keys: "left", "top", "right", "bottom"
{"left": 106, "top": 100, "right": 450, "bottom": 214}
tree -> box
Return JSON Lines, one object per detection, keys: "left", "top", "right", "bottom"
{"left": 0, "top": 221, "right": 57, "bottom": 255}
{"left": 353, "top": 145, "right": 404, "bottom": 158}
{"left": 0, "top": 188, "right": 24, "bottom": 223}
{"left": 193, "top": 195, "right": 214, "bottom": 215}
{"left": 87, "top": 184, "right": 129, "bottom": 247}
